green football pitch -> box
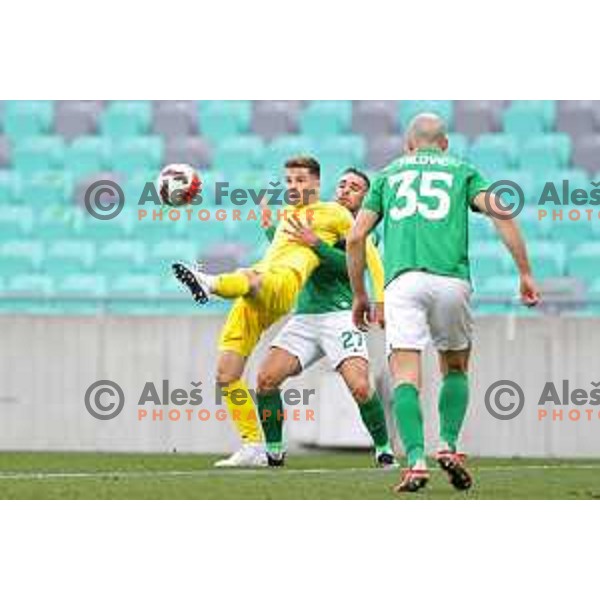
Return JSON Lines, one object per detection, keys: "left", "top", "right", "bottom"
{"left": 0, "top": 452, "right": 599, "bottom": 499}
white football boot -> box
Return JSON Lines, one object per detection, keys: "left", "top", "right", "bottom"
{"left": 172, "top": 262, "right": 215, "bottom": 305}
{"left": 213, "top": 444, "right": 268, "bottom": 468}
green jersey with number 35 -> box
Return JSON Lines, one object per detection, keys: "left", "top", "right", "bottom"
{"left": 364, "top": 148, "right": 490, "bottom": 284}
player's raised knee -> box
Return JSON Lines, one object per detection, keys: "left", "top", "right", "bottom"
{"left": 256, "top": 370, "right": 281, "bottom": 394}
{"left": 348, "top": 380, "right": 371, "bottom": 404}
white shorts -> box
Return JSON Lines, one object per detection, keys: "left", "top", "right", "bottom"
{"left": 385, "top": 271, "right": 473, "bottom": 353}
{"left": 271, "top": 311, "right": 369, "bottom": 371}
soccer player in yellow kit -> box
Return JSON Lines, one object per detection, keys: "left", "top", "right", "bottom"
{"left": 174, "top": 156, "right": 382, "bottom": 466}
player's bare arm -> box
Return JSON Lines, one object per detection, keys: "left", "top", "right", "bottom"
{"left": 473, "top": 192, "right": 541, "bottom": 307}
{"left": 347, "top": 208, "right": 380, "bottom": 331}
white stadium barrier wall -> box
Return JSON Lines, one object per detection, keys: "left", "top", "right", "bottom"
{"left": 0, "top": 315, "right": 599, "bottom": 457}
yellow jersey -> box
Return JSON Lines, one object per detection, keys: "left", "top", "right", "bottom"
{"left": 253, "top": 201, "right": 354, "bottom": 287}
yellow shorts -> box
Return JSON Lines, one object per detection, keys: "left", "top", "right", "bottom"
{"left": 218, "top": 268, "right": 302, "bottom": 357}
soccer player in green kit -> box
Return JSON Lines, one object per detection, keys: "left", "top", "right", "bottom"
{"left": 347, "top": 113, "right": 540, "bottom": 493}
{"left": 256, "top": 168, "right": 395, "bottom": 468}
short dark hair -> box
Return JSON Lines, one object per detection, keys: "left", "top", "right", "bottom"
{"left": 343, "top": 167, "right": 370, "bottom": 190}
{"left": 285, "top": 156, "right": 320, "bottom": 178}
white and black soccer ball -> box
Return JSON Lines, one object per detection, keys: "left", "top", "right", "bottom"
{"left": 157, "top": 163, "right": 201, "bottom": 207}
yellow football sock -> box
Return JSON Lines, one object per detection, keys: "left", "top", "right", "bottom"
{"left": 222, "top": 379, "right": 263, "bottom": 444}
{"left": 213, "top": 273, "right": 251, "bottom": 298}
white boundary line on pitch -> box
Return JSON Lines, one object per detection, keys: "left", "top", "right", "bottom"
{"left": 0, "top": 464, "right": 600, "bottom": 481}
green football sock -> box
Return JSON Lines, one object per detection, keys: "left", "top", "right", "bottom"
{"left": 358, "top": 392, "right": 391, "bottom": 453}
{"left": 257, "top": 390, "right": 284, "bottom": 454}
{"left": 392, "top": 383, "right": 424, "bottom": 467}
{"left": 438, "top": 371, "right": 469, "bottom": 452}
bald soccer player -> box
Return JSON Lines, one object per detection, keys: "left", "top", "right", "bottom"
{"left": 347, "top": 113, "right": 540, "bottom": 493}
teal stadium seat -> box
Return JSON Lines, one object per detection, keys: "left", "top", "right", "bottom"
{"left": 518, "top": 207, "right": 550, "bottom": 240}
{"left": 150, "top": 240, "right": 200, "bottom": 270}
{"left": 12, "top": 136, "right": 65, "bottom": 172}
{"left": 198, "top": 101, "right": 251, "bottom": 142}
{"left": 502, "top": 103, "right": 551, "bottom": 137}
{"left": 470, "top": 240, "right": 510, "bottom": 278}
{"left": 42, "top": 240, "right": 96, "bottom": 275}
{"left": 37, "top": 206, "right": 84, "bottom": 239}
{"left": 509, "top": 100, "right": 556, "bottom": 128}
{"left": 468, "top": 134, "right": 517, "bottom": 172}
{"left": 0, "top": 206, "right": 34, "bottom": 237}
{"left": 0, "top": 171, "right": 21, "bottom": 205}
{"left": 318, "top": 135, "right": 366, "bottom": 171}
{"left": 107, "top": 274, "right": 161, "bottom": 315}
{"left": 567, "top": 242, "right": 600, "bottom": 281}
{"left": 263, "top": 136, "right": 319, "bottom": 173}
{"left": 99, "top": 101, "right": 152, "bottom": 137}
{"left": 398, "top": 100, "right": 453, "bottom": 130}
{"left": 1, "top": 101, "right": 54, "bottom": 138}
{"left": 65, "top": 137, "right": 109, "bottom": 178}
{"left": 213, "top": 136, "right": 265, "bottom": 173}
{"left": 26, "top": 171, "right": 73, "bottom": 208}
{"left": 2, "top": 274, "right": 55, "bottom": 314}
{"left": 299, "top": 101, "right": 352, "bottom": 136}
{"left": 110, "top": 136, "right": 164, "bottom": 174}
{"left": 96, "top": 240, "right": 147, "bottom": 274}
{"left": 81, "top": 215, "right": 130, "bottom": 242}
{"left": 527, "top": 240, "right": 566, "bottom": 279}
{"left": 494, "top": 169, "right": 536, "bottom": 201}
{"left": 518, "top": 134, "right": 571, "bottom": 172}
{"left": 448, "top": 133, "right": 469, "bottom": 158}
{"left": 53, "top": 273, "right": 107, "bottom": 315}
{"left": 468, "top": 213, "right": 495, "bottom": 240}
{"left": 0, "top": 240, "right": 43, "bottom": 276}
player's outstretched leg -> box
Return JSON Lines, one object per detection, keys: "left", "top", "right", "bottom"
{"left": 337, "top": 357, "right": 396, "bottom": 468}
{"left": 256, "top": 348, "right": 302, "bottom": 467}
{"left": 172, "top": 262, "right": 257, "bottom": 305}
{"left": 389, "top": 350, "right": 429, "bottom": 493}
{"left": 213, "top": 350, "right": 266, "bottom": 468}
{"left": 436, "top": 349, "right": 473, "bottom": 490}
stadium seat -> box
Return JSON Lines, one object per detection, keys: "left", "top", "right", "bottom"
{"left": 366, "top": 135, "right": 403, "bottom": 169}
{"left": 65, "top": 137, "right": 110, "bottom": 178}
{"left": 0, "top": 171, "right": 20, "bottom": 205}
{"left": 96, "top": 240, "right": 147, "bottom": 274}
{"left": 12, "top": 136, "right": 65, "bottom": 172}
{"left": 36, "top": 206, "right": 85, "bottom": 239}
{"left": 110, "top": 136, "right": 164, "bottom": 174}
{"left": 453, "top": 101, "right": 500, "bottom": 138}
{"left": 317, "top": 135, "right": 366, "bottom": 171}
{"left": 212, "top": 136, "right": 265, "bottom": 173}
{"left": 509, "top": 100, "right": 556, "bottom": 128}
{"left": 351, "top": 101, "right": 397, "bottom": 136}
{"left": 0, "top": 206, "right": 34, "bottom": 237}
{"left": 556, "top": 101, "right": 599, "bottom": 138}
{"left": 107, "top": 274, "right": 162, "bottom": 315}
{"left": 99, "top": 101, "right": 152, "bottom": 137}
{"left": 546, "top": 217, "right": 595, "bottom": 247}
{"left": 81, "top": 215, "right": 130, "bottom": 242}
{"left": 398, "top": 100, "right": 453, "bottom": 130}
{"left": 567, "top": 242, "right": 600, "bottom": 281}
{"left": 54, "top": 101, "right": 102, "bottom": 140}
{"left": 198, "top": 101, "right": 251, "bottom": 141}
{"left": 0, "top": 240, "right": 43, "bottom": 276}
{"left": 469, "top": 213, "right": 495, "bottom": 240}
{"left": 517, "top": 134, "right": 571, "bottom": 172}
{"left": 53, "top": 273, "right": 107, "bottom": 314}
{"left": 470, "top": 241, "right": 511, "bottom": 278}
{"left": 26, "top": 171, "right": 74, "bottom": 207}
{"left": 164, "top": 137, "right": 212, "bottom": 169}
{"left": 447, "top": 133, "right": 469, "bottom": 158}
{"left": 150, "top": 240, "right": 200, "bottom": 266}
{"left": 571, "top": 135, "right": 600, "bottom": 173}
{"left": 152, "top": 101, "right": 198, "bottom": 137}
{"left": 299, "top": 101, "right": 352, "bottom": 136}
{"left": 527, "top": 240, "right": 566, "bottom": 279}
{"left": 502, "top": 103, "right": 550, "bottom": 137}
{"left": 251, "top": 101, "right": 299, "bottom": 140}
{"left": 468, "top": 134, "right": 517, "bottom": 172}
{"left": 263, "top": 136, "right": 319, "bottom": 173}
{"left": 1, "top": 100, "right": 54, "bottom": 138}
{"left": 0, "top": 136, "right": 10, "bottom": 168}
{"left": 5, "top": 274, "right": 55, "bottom": 311}
{"left": 42, "top": 240, "right": 96, "bottom": 275}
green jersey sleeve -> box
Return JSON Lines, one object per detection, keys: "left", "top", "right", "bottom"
{"left": 466, "top": 164, "right": 491, "bottom": 211}
{"left": 312, "top": 240, "right": 348, "bottom": 276}
{"left": 363, "top": 175, "right": 385, "bottom": 215}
